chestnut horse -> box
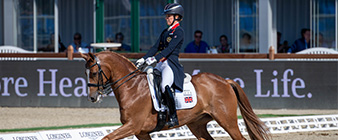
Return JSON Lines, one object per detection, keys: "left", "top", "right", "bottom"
{"left": 81, "top": 52, "right": 270, "bottom": 140}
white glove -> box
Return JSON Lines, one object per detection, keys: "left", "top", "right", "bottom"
{"left": 146, "top": 57, "right": 157, "bottom": 65}
{"left": 136, "top": 58, "right": 145, "bottom": 68}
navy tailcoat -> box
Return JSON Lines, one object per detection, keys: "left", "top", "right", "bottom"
{"left": 143, "top": 24, "right": 185, "bottom": 91}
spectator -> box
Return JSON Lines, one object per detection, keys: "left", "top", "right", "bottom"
{"left": 106, "top": 35, "right": 114, "bottom": 43}
{"left": 316, "top": 33, "right": 329, "bottom": 48}
{"left": 69, "top": 32, "right": 89, "bottom": 53}
{"left": 184, "top": 30, "right": 209, "bottom": 53}
{"left": 332, "top": 41, "right": 336, "bottom": 48}
{"left": 115, "top": 32, "right": 131, "bottom": 51}
{"left": 279, "top": 41, "right": 290, "bottom": 53}
{"left": 39, "top": 33, "right": 66, "bottom": 52}
{"left": 277, "top": 32, "right": 289, "bottom": 53}
{"left": 217, "top": 35, "right": 232, "bottom": 53}
{"left": 288, "top": 28, "right": 311, "bottom": 53}
{"left": 277, "top": 32, "right": 282, "bottom": 49}
{"left": 240, "top": 33, "right": 255, "bottom": 52}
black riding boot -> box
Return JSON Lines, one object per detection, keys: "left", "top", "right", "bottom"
{"left": 164, "top": 85, "right": 179, "bottom": 128}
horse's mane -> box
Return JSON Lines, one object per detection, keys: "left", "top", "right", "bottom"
{"left": 97, "top": 51, "right": 137, "bottom": 69}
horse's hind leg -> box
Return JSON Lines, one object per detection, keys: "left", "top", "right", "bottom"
{"left": 186, "top": 115, "right": 214, "bottom": 140}
{"left": 212, "top": 109, "right": 245, "bottom": 140}
{"left": 210, "top": 92, "right": 245, "bottom": 140}
{"left": 135, "top": 133, "right": 151, "bottom": 140}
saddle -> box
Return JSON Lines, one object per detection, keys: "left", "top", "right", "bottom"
{"left": 144, "top": 66, "right": 197, "bottom": 132}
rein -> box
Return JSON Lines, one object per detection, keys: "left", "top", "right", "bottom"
{"left": 87, "top": 55, "right": 141, "bottom": 96}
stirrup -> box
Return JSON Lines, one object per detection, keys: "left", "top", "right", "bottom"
{"left": 167, "top": 115, "right": 179, "bottom": 128}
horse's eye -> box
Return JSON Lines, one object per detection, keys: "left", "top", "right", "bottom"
{"left": 92, "top": 72, "right": 98, "bottom": 76}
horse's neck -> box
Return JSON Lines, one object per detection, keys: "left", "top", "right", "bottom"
{"left": 102, "top": 52, "right": 139, "bottom": 92}
{"left": 105, "top": 52, "right": 136, "bottom": 77}
{"left": 114, "top": 74, "right": 148, "bottom": 108}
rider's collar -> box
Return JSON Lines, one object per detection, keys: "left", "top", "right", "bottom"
{"left": 168, "top": 22, "right": 180, "bottom": 31}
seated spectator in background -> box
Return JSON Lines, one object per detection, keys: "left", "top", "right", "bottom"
{"left": 277, "top": 32, "right": 282, "bottom": 49}
{"left": 240, "top": 33, "right": 255, "bottom": 52}
{"left": 69, "top": 32, "right": 89, "bottom": 53}
{"left": 115, "top": 32, "right": 131, "bottom": 51}
{"left": 184, "top": 30, "right": 209, "bottom": 53}
{"left": 316, "top": 33, "right": 329, "bottom": 48}
{"left": 217, "top": 35, "right": 232, "bottom": 53}
{"left": 279, "top": 41, "right": 290, "bottom": 53}
{"left": 277, "top": 32, "right": 289, "bottom": 53}
{"left": 288, "top": 28, "right": 311, "bottom": 53}
{"left": 39, "top": 33, "right": 66, "bottom": 52}
{"left": 106, "top": 36, "right": 114, "bottom": 43}
{"left": 332, "top": 41, "right": 336, "bottom": 48}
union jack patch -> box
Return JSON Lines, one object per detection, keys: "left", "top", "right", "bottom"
{"left": 184, "top": 97, "right": 193, "bottom": 103}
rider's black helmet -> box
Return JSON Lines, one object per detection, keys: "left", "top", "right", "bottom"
{"left": 163, "top": 3, "right": 184, "bottom": 20}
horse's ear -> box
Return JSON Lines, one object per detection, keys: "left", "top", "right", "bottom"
{"left": 88, "top": 52, "right": 95, "bottom": 60}
{"left": 80, "top": 52, "right": 89, "bottom": 61}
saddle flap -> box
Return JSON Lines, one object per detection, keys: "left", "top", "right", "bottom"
{"left": 145, "top": 68, "right": 197, "bottom": 112}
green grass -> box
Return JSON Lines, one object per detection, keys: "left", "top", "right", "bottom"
{"left": 0, "top": 123, "right": 122, "bottom": 133}
{"left": 1, "top": 114, "right": 315, "bottom": 133}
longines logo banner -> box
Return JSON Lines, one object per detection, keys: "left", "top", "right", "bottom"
{"left": 0, "top": 60, "right": 337, "bottom": 109}
{"left": 0, "top": 128, "right": 107, "bottom": 140}
{"left": 0, "top": 133, "right": 41, "bottom": 140}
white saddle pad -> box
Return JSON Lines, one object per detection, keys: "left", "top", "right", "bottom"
{"left": 146, "top": 71, "right": 197, "bottom": 112}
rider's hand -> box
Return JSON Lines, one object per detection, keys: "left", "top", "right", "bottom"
{"left": 136, "top": 58, "right": 145, "bottom": 68}
{"left": 146, "top": 57, "right": 157, "bottom": 65}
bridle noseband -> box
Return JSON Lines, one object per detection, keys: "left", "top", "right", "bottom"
{"left": 86, "top": 55, "right": 141, "bottom": 96}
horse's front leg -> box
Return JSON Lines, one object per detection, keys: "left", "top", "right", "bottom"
{"left": 102, "top": 123, "right": 138, "bottom": 140}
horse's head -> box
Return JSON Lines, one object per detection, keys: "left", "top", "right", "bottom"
{"left": 81, "top": 52, "right": 112, "bottom": 103}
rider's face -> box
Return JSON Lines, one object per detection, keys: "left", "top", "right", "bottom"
{"left": 165, "top": 14, "right": 174, "bottom": 26}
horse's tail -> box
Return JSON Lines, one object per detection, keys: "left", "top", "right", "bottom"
{"left": 227, "top": 79, "right": 271, "bottom": 140}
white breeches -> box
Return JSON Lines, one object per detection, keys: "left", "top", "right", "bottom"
{"left": 155, "top": 60, "right": 174, "bottom": 93}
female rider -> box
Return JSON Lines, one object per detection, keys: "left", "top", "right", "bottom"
{"left": 135, "top": 3, "right": 184, "bottom": 128}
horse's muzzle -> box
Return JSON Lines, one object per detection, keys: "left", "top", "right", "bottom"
{"left": 89, "top": 96, "right": 96, "bottom": 102}
{"left": 88, "top": 93, "right": 102, "bottom": 103}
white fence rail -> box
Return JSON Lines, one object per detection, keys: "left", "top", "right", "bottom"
{"left": 1, "top": 114, "right": 337, "bottom": 140}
